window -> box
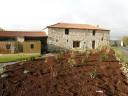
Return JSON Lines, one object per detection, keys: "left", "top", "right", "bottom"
{"left": 92, "top": 40, "right": 95, "bottom": 49}
{"left": 92, "top": 30, "right": 96, "bottom": 36}
{"left": 101, "top": 37, "right": 103, "bottom": 41}
{"left": 73, "top": 41, "right": 80, "bottom": 48}
{"left": 56, "top": 39, "right": 58, "bottom": 42}
{"left": 67, "top": 40, "right": 68, "bottom": 42}
{"left": 30, "top": 44, "right": 34, "bottom": 49}
{"left": 6, "top": 44, "right": 11, "bottom": 49}
{"left": 65, "top": 29, "right": 69, "bottom": 35}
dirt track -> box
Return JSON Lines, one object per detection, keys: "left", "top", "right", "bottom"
{"left": 0, "top": 50, "right": 128, "bottom": 96}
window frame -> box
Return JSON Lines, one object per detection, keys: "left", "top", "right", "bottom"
{"left": 65, "top": 29, "right": 69, "bottom": 35}
{"left": 92, "top": 40, "right": 95, "bottom": 49}
{"left": 6, "top": 44, "right": 11, "bottom": 49}
{"left": 101, "top": 37, "right": 104, "bottom": 41}
{"left": 30, "top": 43, "right": 34, "bottom": 49}
{"left": 92, "top": 30, "right": 96, "bottom": 36}
{"left": 73, "top": 41, "right": 80, "bottom": 48}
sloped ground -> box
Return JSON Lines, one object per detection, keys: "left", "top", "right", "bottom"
{"left": 0, "top": 50, "right": 128, "bottom": 96}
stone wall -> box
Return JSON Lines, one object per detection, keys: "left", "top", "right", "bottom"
{"left": 48, "top": 28, "right": 110, "bottom": 52}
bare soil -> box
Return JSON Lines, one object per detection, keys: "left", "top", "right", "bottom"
{"left": 0, "top": 50, "right": 128, "bottom": 96}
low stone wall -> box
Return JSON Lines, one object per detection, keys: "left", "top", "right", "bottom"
{"left": 114, "top": 49, "right": 128, "bottom": 81}
{"left": 121, "top": 63, "right": 128, "bottom": 80}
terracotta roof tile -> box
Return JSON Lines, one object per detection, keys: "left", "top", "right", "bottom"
{"left": 47, "top": 22, "right": 109, "bottom": 31}
{"left": 0, "top": 31, "right": 47, "bottom": 37}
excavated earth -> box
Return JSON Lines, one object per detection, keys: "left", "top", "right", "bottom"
{"left": 0, "top": 50, "right": 128, "bottom": 96}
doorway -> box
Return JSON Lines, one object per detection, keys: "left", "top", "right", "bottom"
{"left": 92, "top": 40, "right": 95, "bottom": 49}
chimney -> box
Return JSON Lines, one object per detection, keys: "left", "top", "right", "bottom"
{"left": 97, "top": 25, "right": 99, "bottom": 27}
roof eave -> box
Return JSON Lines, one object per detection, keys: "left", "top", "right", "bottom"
{"left": 47, "top": 26, "right": 110, "bottom": 31}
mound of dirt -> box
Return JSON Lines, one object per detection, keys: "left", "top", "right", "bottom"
{"left": 0, "top": 50, "right": 128, "bottom": 96}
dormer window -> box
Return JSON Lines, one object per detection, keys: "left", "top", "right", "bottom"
{"left": 65, "top": 29, "right": 69, "bottom": 35}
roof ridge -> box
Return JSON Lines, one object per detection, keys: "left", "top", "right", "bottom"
{"left": 47, "top": 22, "right": 109, "bottom": 31}
{"left": 57, "top": 22, "right": 94, "bottom": 26}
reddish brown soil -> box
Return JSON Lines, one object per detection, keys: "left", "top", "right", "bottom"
{"left": 0, "top": 50, "right": 128, "bottom": 96}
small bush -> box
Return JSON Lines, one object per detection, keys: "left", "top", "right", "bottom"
{"left": 68, "top": 58, "right": 76, "bottom": 67}
{"left": 70, "top": 51, "right": 76, "bottom": 58}
{"left": 100, "top": 54, "right": 108, "bottom": 62}
{"left": 81, "top": 57, "right": 88, "bottom": 65}
{"left": 0, "top": 68, "right": 5, "bottom": 74}
{"left": 90, "top": 49, "right": 97, "bottom": 54}
{"left": 89, "top": 70, "right": 97, "bottom": 79}
{"left": 114, "top": 49, "right": 125, "bottom": 62}
{"left": 29, "top": 56, "right": 35, "bottom": 61}
{"left": 81, "top": 58, "right": 86, "bottom": 64}
{"left": 55, "top": 52, "right": 65, "bottom": 60}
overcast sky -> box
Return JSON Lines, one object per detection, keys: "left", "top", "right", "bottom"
{"left": 0, "top": 0, "right": 128, "bottom": 39}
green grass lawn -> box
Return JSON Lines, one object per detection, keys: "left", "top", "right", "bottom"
{"left": 0, "top": 53, "right": 40, "bottom": 63}
{"left": 112, "top": 47, "right": 128, "bottom": 63}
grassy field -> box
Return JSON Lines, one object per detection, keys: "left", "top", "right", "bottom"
{"left": 0, "top": 53, "right": 40, "bottom": 63}
{"left": 112, "top": 47, "right": 128, "bottom": 63}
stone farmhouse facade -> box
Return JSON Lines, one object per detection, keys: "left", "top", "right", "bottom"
{"left": 47, "top": 23, "right": 110, "bottom": 51}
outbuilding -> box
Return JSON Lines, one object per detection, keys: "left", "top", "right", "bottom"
{"left": 0, "top": 31, "right": 47, "bottom": 54}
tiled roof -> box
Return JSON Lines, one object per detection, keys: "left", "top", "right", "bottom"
{"left": 47, "top": 22, "right": 109, "bottom": 31}
{"left": 0, "top": 31, "right": 47, "bottom": 37}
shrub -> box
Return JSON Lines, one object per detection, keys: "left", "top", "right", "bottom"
{"left": 29, "top": 56, "right": 35, "bottom": 61}
{"left": 100, "top": 54, "right": 108, "bottom": 62}
{"left": 89, "top": 70, "right": 97, "bottom": 79}
{"left": 81, "top": 57, "right": 86, "bottom": 64}
{"left": 55, "top": 51, "right": 65, "bottom": 60}
{"left": 70, "top": 51, "right": 76, "bottom": 58}
{"left": 0, "top": 68, "right": 5, "bottom": 74}
{"left": 81, "top": 56, "right": 88, "bottom": 65}
{"left": 68, "top": 58, "right": 76, "bottom": 67}
{"left": 0, "top": 67, "right": 8, "bottom": 78}
{"left": 114, "top": 49, "right": 125, "bottom": 62}
{"left": 80, "top": 50, "right": 89, "bottom": 60}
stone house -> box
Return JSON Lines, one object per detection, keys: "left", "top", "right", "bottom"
{"left": 47, "top": 23, "right": 110, "bottom": 51}
{"left": 0, "top": 31, "right": 47, "bottom": 54}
